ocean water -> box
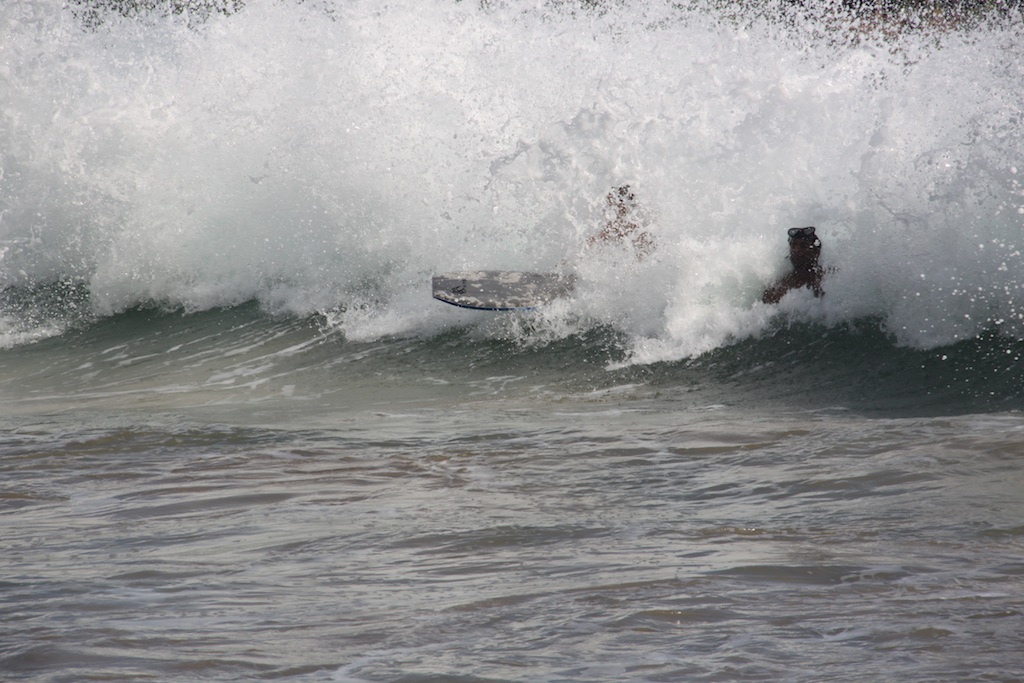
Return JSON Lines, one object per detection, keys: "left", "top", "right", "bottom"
{"left": 2, "top": 0, "right": 1024, "bottom": 681}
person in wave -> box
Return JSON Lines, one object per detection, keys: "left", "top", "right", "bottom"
{"left": 587, "top": 185, "right": 656, "bottom": 260}
{"left": 761, "top": 226, "right": 825, "bottom": 304}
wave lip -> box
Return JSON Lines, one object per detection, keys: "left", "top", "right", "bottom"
{"left": 1, "top": 0, "right": 1022, "bottom": 356}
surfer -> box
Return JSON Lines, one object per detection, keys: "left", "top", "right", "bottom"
{"left": 761, "top": 226, "right": 825, "bottom": 304}
{"left": 587, "top": 185, "right": 656, "bottom": 259}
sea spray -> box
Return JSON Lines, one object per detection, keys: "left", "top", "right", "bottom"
{"left": 1, "top": 0, "right": 1022, "bottom": 359}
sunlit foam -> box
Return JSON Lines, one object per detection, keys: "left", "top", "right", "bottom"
{"left": 1, "top": 0, "right": 1021, "bottom": 359}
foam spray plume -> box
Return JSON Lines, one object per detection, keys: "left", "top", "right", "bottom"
{"left": 1, "top": 0, "right": 1022, "bottom": 362}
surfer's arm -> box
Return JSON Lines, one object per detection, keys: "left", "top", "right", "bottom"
{"left": 761, "top": 282, "right": 787, "bottom": 304}
{"left": 761, "top": 271, "right": 796, "bottom": 304}
{"left": 762, "top": 269, "right": 825, "bottom": 304}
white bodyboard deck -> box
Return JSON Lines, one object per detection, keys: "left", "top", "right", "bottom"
{"left": 432, "top": 270, "right": 575, "bottom": 311}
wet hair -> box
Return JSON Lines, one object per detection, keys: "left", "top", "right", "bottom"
{"left": 610, "top": 185, "right": 635, "bottom": 204}
{"left": 788, "top": 226, "right": 821, "bottom": 250}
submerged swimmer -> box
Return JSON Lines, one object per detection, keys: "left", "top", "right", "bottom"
{"left": 587, "top": 185, "right": 656, "bottom": 259}
{"left": 586, "top": 194, "right": 823, "bottom": 302}
{"left": 761, "top": 226, "right": 825, "bottom": 304}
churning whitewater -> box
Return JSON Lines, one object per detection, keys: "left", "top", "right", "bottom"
{"left": 2, "top": 0, "right": 1023, "bottom": 361}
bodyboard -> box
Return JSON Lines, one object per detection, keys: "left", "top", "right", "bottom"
{"left": 432, "top": 270, "right": 575, "bottom": 311}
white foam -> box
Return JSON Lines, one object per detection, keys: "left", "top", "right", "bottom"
{"left": 1, "top": 0, "right": 1021, "bottom": 358}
